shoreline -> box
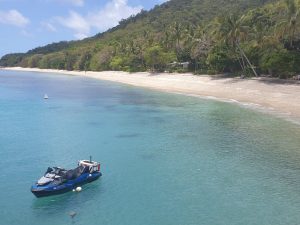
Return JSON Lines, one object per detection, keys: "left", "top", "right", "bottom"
{"left": 2, "top": 67, "right": 300, "bottom": 123}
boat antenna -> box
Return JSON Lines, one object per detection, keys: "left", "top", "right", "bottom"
{"left": 90, "top": 155, "right": 92, "bottom": 163}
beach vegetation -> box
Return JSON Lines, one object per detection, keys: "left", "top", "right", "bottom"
{"left": 1, "top": 0, "right": 300, "bottom": 78}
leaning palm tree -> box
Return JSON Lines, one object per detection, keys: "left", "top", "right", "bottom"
{"left": 215, "top": 14, "right": 258, "bottom": 76}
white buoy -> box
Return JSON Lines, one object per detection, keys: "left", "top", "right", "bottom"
{"left": 75, "top": 187, "right": 82, "bottom": 192}
{"left": 44, "top": 94, "right": 48, "bottom": 99}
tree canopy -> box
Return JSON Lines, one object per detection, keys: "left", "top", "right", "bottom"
{"left": 1, "top": 0, "right": 300, "bottom": 78}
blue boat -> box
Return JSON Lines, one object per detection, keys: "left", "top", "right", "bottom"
{"left": 31, "top": 159, "right": 102, "bottom": 197}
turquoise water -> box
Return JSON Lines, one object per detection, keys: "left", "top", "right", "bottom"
{"left": 0, "top": 70, "right": 300, "bottom": 225}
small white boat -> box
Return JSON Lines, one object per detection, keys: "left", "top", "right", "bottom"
{"left": 44, "top": 94, "right": 49, "bottom": 99}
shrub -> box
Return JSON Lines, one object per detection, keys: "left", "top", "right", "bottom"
{"left": 144, "top": 46, "right": 176, "bottom": 72}
{"left": 260, "top": 50, "right": 300, "bottom": 78}
{"left": 90, "top": 47, "right": 114, "bottom": 71}
{"left": 109, "top": 56, "right": 126, "bottom": 71}
{"left": 28, "top": 54, "right": 43, "bottom": 68}
{"left": 206, "top": 45, "right": 239, "bottom": 73}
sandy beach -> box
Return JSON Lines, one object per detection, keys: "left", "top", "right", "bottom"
{"left": 2, "top": 67, "right": 300, "bottom": 122}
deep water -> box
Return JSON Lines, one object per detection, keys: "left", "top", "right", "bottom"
{"left": 0, "top": 70, "right": 300, "bottom": 225}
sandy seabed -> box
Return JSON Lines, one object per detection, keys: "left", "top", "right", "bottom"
{"left": 2, "top": 67, "right": 300, "bottom": 123}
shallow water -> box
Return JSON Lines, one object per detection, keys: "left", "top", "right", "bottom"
{"left": 0, "top": 70, "right": 300, "bottom": 225}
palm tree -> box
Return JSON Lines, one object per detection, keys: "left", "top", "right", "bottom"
{"left": 276, "top": 0, "right": 300, "bottom": 48}
{"left": 143, "top": 30, "right": 154, "bottom": 47}
{"left": 109, "top": 40, "right": 121, "bottom": 55}
{"left": 183, "top": 24, "right": 196, "bottom": 47}
{"left": 173, "top": 22, "right": 183, "bottom": 48}
{"left": 190, "top": 26, "right": 212, "bottom": 72}
{"left": 216, "top": 14, "right": 258, "bottom": 76}
{"left": 247, "top": 11, "right": 272, "bottom": 48}
{"left": 284, "top": 0, "right": 300, "bottom": 48}
{"left": 163, "top": 30, "right": 172, "bottom": 49}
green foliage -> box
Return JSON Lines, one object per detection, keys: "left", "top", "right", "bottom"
{"left": 27, "top": 41, "right": 73, "bottom": 55}
{"left": 77, "top": 52, "right": 92, "bottom": 71}
{"left": 260, "top": 50, "right": 300, "bottom": 78}
{"left": 90, "top": 47, "right": 114, "bottom": 71}
{"left": 46, "top": 53, "right": 66, "bottom": 69}
{"left": 28, "top": 54, "right": 43, "bottom": 68}
{"left": 125, "top": 55, "right": 146, "bottom": 72}
{"left": 144, "top": 46, "right": 176, "bottom": 72}
{"left": 0, "top": 53, "right": 24, "bottom": 66}
{"left": 207, "top": 45, "right": 239, "bottom": 72}
{"left": 110, "top": 56, "right": 127, "bottom": 71}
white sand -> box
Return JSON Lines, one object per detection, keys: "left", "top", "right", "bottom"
{"left": 2, "top": 67, "right": 300, "bottom": 122}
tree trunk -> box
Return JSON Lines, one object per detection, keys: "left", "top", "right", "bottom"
{"left": 290, "top": 25, "right": 296, "bottom": 48}
{"left": 236, "top": 42, "right": 258, "bottom": 77}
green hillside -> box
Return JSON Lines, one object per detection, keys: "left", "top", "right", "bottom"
{"left": 1, "top": 0, "right": 300, "bottom": 78}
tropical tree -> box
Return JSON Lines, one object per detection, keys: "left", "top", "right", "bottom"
{"left": 173, "top": 22, "right": 183, "bottom": 47}
{"left": 215, "top": 14, "right": 258, "bottom": 76}
{"left": 144, "top": 45, "right": 175, "bottom": 72}
{"left": 163, "top": 30, "right": 172, "bottom": 49}
{"left": 172, "top": 22, "right": 184, "bottom": 59}
{"left": 283, "top": 0, "right": 300, "bottom": 48}
{"left": 275, "top": 0, "right": 300, "bottom": 48}
{"left": 190, "top": 26, "right": 213, "bottom": 72}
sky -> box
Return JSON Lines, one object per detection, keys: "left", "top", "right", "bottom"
{"left": 0, "top": 0, "right": 167, "bottom": 57}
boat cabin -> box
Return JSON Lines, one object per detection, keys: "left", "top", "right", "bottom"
{"left": 78, "top": 160, "right": 100, "bottom": 173}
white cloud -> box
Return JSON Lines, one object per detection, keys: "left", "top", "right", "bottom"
{"left": 41, "top": 21, "right": 57, "bottom": 32}
{"left": 51, "top": 0, "right": 85, "bottom": 6}
{"left": 67, "top": 0, "right": 84, "bottom": 6}
{"left": 56, "top": 11, "right": 90, "bottom": 39}
{"left": 0, "top": 9, "right": 29, "bottom": 27}
{"left": 21, "top": 29, "right": 33, "bottom": 37}
{"left": 56, "top": 0, "right": 142, "bottom": 39}
{"left": 87, "top": 0, "right": 142, "bottom": 31}
{"left": 66, "top": 0, "right": 84, "bottom": 6}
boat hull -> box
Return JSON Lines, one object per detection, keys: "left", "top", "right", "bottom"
{"left": 31, "top": 172, "right": 102, "bottom": 198}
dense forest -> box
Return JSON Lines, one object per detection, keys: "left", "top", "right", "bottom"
{"left": 1, "top": 0, "right": 300, "bottom": 78}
